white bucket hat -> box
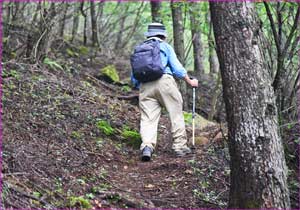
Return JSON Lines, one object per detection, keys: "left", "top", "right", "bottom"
{"left": 144, "top": 23, "right": 167, "bottom": 38}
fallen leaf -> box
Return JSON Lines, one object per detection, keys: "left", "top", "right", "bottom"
{"left": 145, "top": 184, "right": 154, "bottom": 188}
{"left": 184, "top": 169, "right": 193, "bottom": 175}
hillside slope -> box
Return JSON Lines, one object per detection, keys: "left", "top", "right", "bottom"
{"left": 2, "top": 53, "right": 230, "bottom": 208}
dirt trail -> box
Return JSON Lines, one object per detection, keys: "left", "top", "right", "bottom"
{"left": 89, "top": 116, "right": 229, "bottom": 209}
{"left": 109, "top": 151, "right": 201, "bottom": 208}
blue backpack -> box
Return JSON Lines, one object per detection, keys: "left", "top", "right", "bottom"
{"left": 130, "top": 39, "right": 165, "bottom": 83}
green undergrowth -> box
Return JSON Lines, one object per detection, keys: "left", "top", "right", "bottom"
{"left": 101, "top": 65, "right": 120, "bottom": 83}
{"left": 43, "top": 57, "right": 64, "bottom": 71}
{"left": 184, "top": 112, "right": 193, "bottom": 124}
{"left": 121, "top": 126, "right": 141, "bottom": 149}
{"left": 96, "top": 120, "right": 115, "bottom": 136}
{"left": 68, "top": 196, "right": 92, "bottom": 208}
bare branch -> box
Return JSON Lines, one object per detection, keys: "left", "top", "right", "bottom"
{"left": 282, "top": 4, "right": 300, "bottom": 58}
{"left": 264, "top": 1, "right": 281, "bottom": 53}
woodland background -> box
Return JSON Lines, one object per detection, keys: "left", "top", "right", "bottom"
{"left": 2, "top": 1, "right": 300, "bottom": 208}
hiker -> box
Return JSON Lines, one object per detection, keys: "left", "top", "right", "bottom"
{"left": 131, "top": 23, "right": 198, "bottom": 161}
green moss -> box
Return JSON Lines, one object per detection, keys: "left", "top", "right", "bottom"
{"left": 69, "top": 196, "right": 92, "bottom": 209}
{"left": 101, "top": 65, "right": 120, "bottom": 83}
{"left": 96, "top": 120, "right": 114, "bottom": 136}
{"left": 122, "top": 127, "right": 141, "bottom": 149}
{"left": 183, "top": 112, "right": 192, "bottom": 124}
{"left": 121, "top": 85, "right": 131, "bottom": 92}
{"left": 78, "top": 46, "right": 89, "bottom": 55}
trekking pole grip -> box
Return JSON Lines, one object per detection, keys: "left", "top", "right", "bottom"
{"left": 189, "top": 76, "right": 198, "bottom": 88}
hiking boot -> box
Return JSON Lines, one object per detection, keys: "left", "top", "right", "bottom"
{"left": 175, "top": 146, "right": 191, "bottom": 157}
{"left": 141, "top": 146, "right": 153, "bottom": 161}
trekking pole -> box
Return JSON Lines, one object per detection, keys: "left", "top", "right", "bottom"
{"left": 192, "top": 87, "right": 196, "bottom": 150}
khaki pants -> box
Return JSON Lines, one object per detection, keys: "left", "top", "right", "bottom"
{"left": 139, "top": 74, "right": 187, "bottom": 151}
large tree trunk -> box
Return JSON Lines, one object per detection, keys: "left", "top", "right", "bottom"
{"left": 171, "top": 1, "right": 188, "bottom": 110}
{"left": 210, "top": 2, "right": 290, "bottom": 208}
{"left": 150, "top": 1, "right": 162, "bottom": 23}
{"left": 189, "top": 2, "right": 205, "bottom": 78}
{"left": 90, "top": 1, "right": 99, "bottom": 47}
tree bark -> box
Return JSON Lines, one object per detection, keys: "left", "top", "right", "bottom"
{"left": 34, "top": 2, "right": 57, "bottom": 60}
{"left": 59, "top": 2, "right": 69, "bottom": 38}
{"left": 80, "top": 2, "right": 87, "bottom": 46}
{"left": 210, "top": 2, "right": 290, "bottom": 208}
{"left": 189, "top": 2, "right": 205, "bottom": 78}
{"left": 208, "top": 13, "right": 219, "bottom": 76}
{"left": 171, "top": 1, "right": 188, "bottom": 110}
{"left": 90, "top": 1, "right": 99, "bottom": 47}
{"left": 150, "top": 1, "right": 162, "bottom": 23}
{"left": 171, "top": 1, "right": 185, "bottom": 65}
{"left": 71, "top": 3, "right": 80, "bottom": 43}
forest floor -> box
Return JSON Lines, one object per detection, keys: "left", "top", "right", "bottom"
{"left": 2, "top": 48, "right": 230, "bottom": 208}
{"left": 2, "top": 45, "right": 298, "bottom": 208}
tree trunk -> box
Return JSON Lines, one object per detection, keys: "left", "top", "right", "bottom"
{"left": 208, "top": 72, "right": 221, "bottom": 121}
{"left": 208, "top": 13, "right": 219, "bottom": 76}
{"left": 150, "top": 1, "right": 162, "bottom": 23}
{"left": 59, "top": 2, "right": 69, "bottom": 38}
{"left": 90, "top": 1, "right": 99, "bottom": 47}
{"left": 34, "top": 2, "right": 57, "bottom": 60}
{"left": 171, "top": 1, "right": 188, "bottom": 110}
{"left": 189, "top": 2, "right": 205, "bottom": 78}
{"left": 171, "top": 1, "right": 185, "bottom": 65}
{"left": 80, "top": 2, "right": 87, "bottom": 46}
{"left": 71, "top": 3, "right": 80, "bottom": 43}
{"left": 210, "top": 2, "right": 290, "bottom": 208}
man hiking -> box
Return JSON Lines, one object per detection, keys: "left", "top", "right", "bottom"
{"left": 131, "top": 23, "right": 198, "bottom": 161}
